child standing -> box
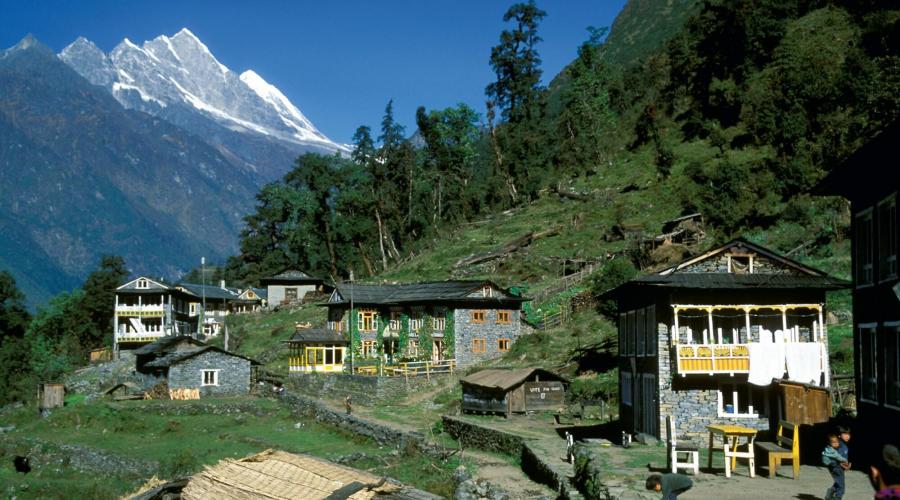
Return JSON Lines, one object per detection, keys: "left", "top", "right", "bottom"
{"left": 646, "top": 473, "right": 692, "bottom": 500}
{"left": 823, "top": 433, "right": 850, "bottom": 500}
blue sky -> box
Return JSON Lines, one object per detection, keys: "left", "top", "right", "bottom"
{"left": 1, "top": 1, "right": 627, "bottom": 145}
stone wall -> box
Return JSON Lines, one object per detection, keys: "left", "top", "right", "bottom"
{"left": 441, "top": 416, "right": 527, "bottom": 456}
{"left": 454, "top": 308, "right": 522, "bottom": 368}
{"left": 168, "top": 350, "right": 251, "bottom": 396}
{"left": 657, "top": 322, "right": 770, "bottom": 446}
{"left": 284, "top": 372, "right": 452, "bottom": 406}
{"left": 267, "top": 283, "right": 317, "bottom": 308}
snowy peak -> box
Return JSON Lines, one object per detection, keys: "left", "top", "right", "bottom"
{"left": 59, "top": 29, "right": 347, "bottom": 154}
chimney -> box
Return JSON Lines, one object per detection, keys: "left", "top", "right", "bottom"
{"left": 220, "top": 279, "right": 226, "bottom": 288}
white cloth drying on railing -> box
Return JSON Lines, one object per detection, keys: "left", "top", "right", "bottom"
{"left": 748, "top": 342, "right": 785, "bottom": 386}
{"left": 759, "top": 328, "right": 773, "bottom": 344}
{"left": 785, "top": 342, "right": 823, "bottom": 386}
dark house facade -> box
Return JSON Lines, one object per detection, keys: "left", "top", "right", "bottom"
{"left": 607, "top": 239, "right": 846, "bottom": 443}
{"left": 134, "top": 336, "right": 259, "bottom": 397}
{"left": 820, "top": 120, "right": 900, "bottom": 459}
{"left": 323, "top": 280, "right": 528, "bottom": 368}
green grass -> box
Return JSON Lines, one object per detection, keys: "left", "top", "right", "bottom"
{"left": 0, "top": 397, "right": 471, "bottom": 498}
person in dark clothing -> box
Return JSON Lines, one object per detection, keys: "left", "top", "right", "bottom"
{"left": 646, "top": 473, "right": 693, "bottom": 500}
{"left": 870, "top": 444, "right": 900, "bottom": 500}
{"left": 344, "top": 394, "right": 352, "bottom": 415}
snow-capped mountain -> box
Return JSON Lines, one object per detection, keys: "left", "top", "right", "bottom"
{"left": 60, "top": 29, "right": 348, "bottom": 168}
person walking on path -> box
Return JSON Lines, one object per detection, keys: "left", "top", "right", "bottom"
{"left": 823, "top": 432, "right": 850, "bottom": 500}
{"left": 345, "top": 394, "right": 352, "bottom": 415}
{"left": 646, "top": 473, "right": 693, "bottom": 500}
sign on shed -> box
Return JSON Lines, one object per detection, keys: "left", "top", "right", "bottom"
{"left": 460, "top": 368, "right": 568, "bottom": 417}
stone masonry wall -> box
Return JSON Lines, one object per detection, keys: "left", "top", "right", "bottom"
{"left": 454, "top": 308, "right": 522, "bottom": 368}
{"left": 168, "top": 350, "right": 251, "bottom": 397}
{"left": 284, "top": 372, "right": 451, "bottom": 406}
{"left": 658, "top": 322, "right": 769, "bottom": 446}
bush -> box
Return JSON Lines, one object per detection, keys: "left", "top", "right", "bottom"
{"left": 159, "top": 449, "right": 199, "bottom": 479}
{"left": 590, "top": 258, "right": 638, "bottom": 317}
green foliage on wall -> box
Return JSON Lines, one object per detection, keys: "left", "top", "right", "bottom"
{"left": 419, "top": 313, "right": 434, "bottom": 360}
{"left": 376, "top": 314, "right": 386, "bottom": 357}
{"left": 349, "top": 308, "right": 360, "bottom": 358}
{"left": 442, "top": 309, "right": 455, "bottom": 360}
{"left": 399, "top": 313, "right": 410, "bottom": 354}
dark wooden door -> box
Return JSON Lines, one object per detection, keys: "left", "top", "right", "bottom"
{"left": 640, "top": 373, "right": 659, "bottom": 437}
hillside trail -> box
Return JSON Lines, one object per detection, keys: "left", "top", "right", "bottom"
{"left": 314, "top": 393, "right": 556, "bottom": 498}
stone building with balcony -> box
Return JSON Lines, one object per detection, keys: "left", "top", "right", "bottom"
{"left": 606, "top": 238, "right": 847, "bottom": 443}
{"left": 318, "top": 280, "right": 528, "bottom": 369}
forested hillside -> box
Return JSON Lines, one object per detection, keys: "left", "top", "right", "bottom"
{"left": 215, "top": 0, "right": 899, "bottom": 288}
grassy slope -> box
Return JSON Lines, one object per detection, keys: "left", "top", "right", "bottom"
{"left": 0, "top": 397, "right": 467, "bottom": 499}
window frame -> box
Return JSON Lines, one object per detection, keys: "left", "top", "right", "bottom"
{"left": 621, "top": 371, "right": 633, "bottom": 406}
{"left": 878, "top": 193, "right": 897, "bottom": 282}
{"left": 498, "top": 338, "right": 511, "bottom": 351}
{"left": 497, "top": 310, "right": 512, "bottom": 324}
{"left": 471, "top": 310, "right": 486, "bottom": 323}
{"left": 717, "top": 382, "right": 768, "bottom": 418}
{"left": 357, "top": 309, "right": 377, "bottom": 332}
{"left": 201, "top": 369, "right": 219, "bottom": 386}
{"left": 885, "top": 322, "right": 900, "bottom": 409}
{"left": 136, "top": 278, "right": 148, "bottom": 289}
{"left": 856, "top": 208, "right": 875, "bottom": 287}
{"left": 859, "top": 323, "right": 879, "bottom": 404}
{"left": 361, "top": 339, "right": 377, "bottom": 358}
{"left": 472, "top": 338, "right": 487, "bottom": 353}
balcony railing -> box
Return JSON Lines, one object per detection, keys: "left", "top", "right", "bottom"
{"left": 677, "top": 344, "right": 750, "bottom": 374}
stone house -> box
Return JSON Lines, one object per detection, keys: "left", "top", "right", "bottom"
{"left": 606, "top": 238, "right": 847, "bottom": 443}
{"left": 819, "top": 119, "right": 900, "bottom": 460}
{"left": 260, "top": 269, "right": 331, "bottom": 308}
{"left": 320, "top": 280, "right": 528, "bottom": 368}
{"left": 134, "top": 336, "right": 259, "bottom": 397}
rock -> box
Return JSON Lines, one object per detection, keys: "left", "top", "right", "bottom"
{"left": 0, "top": 425, "right": 15, "bottom": 433}
{"left": 293, "top": 422, "right": 304, "bottom": 429}
{"left": 452, "top": 465, "right": 471, "bottom": 483}
{"left": 453, "top": 479, "right": 480, "bottom": 500}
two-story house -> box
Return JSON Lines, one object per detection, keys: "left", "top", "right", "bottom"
{"left": 606, "top": 239, "right": 847, "bottom": 443}
{"left": 316, "top": 280, "right": 528, "bottom": 369}
{"left": 820, "top": 120, "right": 900, "bottom": 459}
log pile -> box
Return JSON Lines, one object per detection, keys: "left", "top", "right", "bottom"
{"left": 144, "top": 381, "right": 170, "bottom": 400}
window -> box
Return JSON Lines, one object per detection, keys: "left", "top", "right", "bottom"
{"left": 621, "top": 371, "right": 632, "bottom": 406}
{"left": 189, "top": 303, "right": 198, "bottom": 315}
{"left": 285, "top": 288, "right": 298, "bottom": 301}
{"left": 361, "top": 340, "right": 377, "bottom": 358}
{"left": 472, "top": 310, "right": 486, "bottom": 323}
{"left": 718, "top": 383, "right": 768, "bottom": 418}
{"left": 408, "top": 339, "right": 419, "bottom": 357}
{"left": 886, "top": 323, "right": 900, "bottom": 408}
{"left": 879, "top": 194, "right": 897, "bottom": 281}
{"left": 645, "top": 305, "right": 658, "bottom": 356}
{"left": 498, "top": 338, "right": 511, "bottom": 351}
{"left": 409, "top": 308, "right": 424, "bottom": 331}
{"left": 201, "top": 369, "right": 219, "bottom": 386}
{"left": 389, "top": 310, "right": 402, "bottom": 331}
{"left": 472, "top": 338, "right": 486, "bottom": 353}
{"left": 856, "top": 209, "right": 875, "bottom": 286}
{"left": 481, "top": 285, "right": 493, "bottom": 297}
{"left": 357, "top": 310, "right": 377, "bottom": 332}
{"left": 496, "top": 310, "right": 512, "bottom": 324}
{"left": 727, "top": 253, "right": 753, "bottom": 274}
{"left": 432, "top": 308, "right": 446, "bottom": 330}
{"left": 860, "top": 324, "right": 878, "bottom": 403}
{"left": 137, "top": 278, "right": 148, "bottom": 289}
{"left": 636, "top": 307, "right": 646, "bottom": 356}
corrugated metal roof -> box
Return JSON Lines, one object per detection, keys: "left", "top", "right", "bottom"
{"left": 177, "top": 283, "right": 242, "bottom": 301}
{"left": 133, "top": 336, "right": 204, "bottom": 355}
{"left": 330, "top": 280, "right": 526, "bottom": 306}
{"left": 143, "top": 345, "right": 260, "bottom": 368}
{"left": 632, "top": 273, "right": 848, "bottom": 289}
{"left": 460, "top": 368, "right": 568, "bottom": 391}
{"left": 286, "top": 328, "right": 349, "bottom": 344}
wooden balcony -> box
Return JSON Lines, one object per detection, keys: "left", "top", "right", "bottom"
{"left": 677, "top": 344, "right": 750, "bottom": 374}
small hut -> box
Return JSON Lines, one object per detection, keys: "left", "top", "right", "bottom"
{"left": 284, "top": 327, "right": 349, "bottom": 373}
{"left": 460, "top": 368, "right": 568, "bottom": 417}
{"left": 38, "top": 383, "right": 65, "bottom": 412}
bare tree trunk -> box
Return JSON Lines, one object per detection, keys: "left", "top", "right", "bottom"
{"left": 357, "top": 241, "right": 375, "bottom": 276}
{"left": 487, "top": 100, "right": 517, "bottom": 204}
{"left": 374, "top": 207, "right": 389, "bottom": 270}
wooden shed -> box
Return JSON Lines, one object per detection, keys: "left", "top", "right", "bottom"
{"left": 38, "top": 383, "right": 65, "bottom": 412}
{"left": 460, "top": 368, "right": 568, "bottom": 416}
{"left": 774, "top": 379, "right": 832, "bottom": 425}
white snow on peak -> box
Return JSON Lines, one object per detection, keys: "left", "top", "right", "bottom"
{"left": 241, "top": 70, "right": 313, "bottom": 128}
{"left": 172, "top": 28, "right": 228, "bottom": 75}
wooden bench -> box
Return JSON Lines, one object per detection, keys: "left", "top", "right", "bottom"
{"left": 755, "top": 420, "right": 800, "bottom": 479}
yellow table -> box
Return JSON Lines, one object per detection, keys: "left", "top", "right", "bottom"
{"left": 707, "top": 424, "right": 758, "bottom": 478}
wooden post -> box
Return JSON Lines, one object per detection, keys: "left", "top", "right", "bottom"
{"left": 818, "top": 306, "right": 825, "bottom": 342}
{"left": 673, "top": 308, "right": 680, "bottom": 345}
{"left": 781, "top": 307, "right": 788, "bottom": 334}
{"left": 707, "top": 309, "right": 714, "bottom": 344}
{"left": 744, "top": 309, "right": 751, "bottom": 343}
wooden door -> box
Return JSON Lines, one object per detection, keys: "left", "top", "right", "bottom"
{"left": 640, "top": 373, "right": 659, "bottom": 437}
{"left": 432, "top": 340, "right": 444, "bottom": 362}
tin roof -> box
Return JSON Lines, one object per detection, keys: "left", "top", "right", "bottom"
{"left": 285, "top": 328, "right": 349, "bottom": 344}
{"left": 460, "top": 368, "right": 568, "bottom": 391}
{"left": 328, "top": 280, "right": 527, "bottom": 306}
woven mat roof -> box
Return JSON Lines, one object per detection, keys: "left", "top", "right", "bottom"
{"left": 181, "top": 449, "right": 399, "bottom": 499}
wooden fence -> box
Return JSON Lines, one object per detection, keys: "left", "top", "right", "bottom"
{"left": 355, "top": 359, "right": 456, "bottom": 380}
